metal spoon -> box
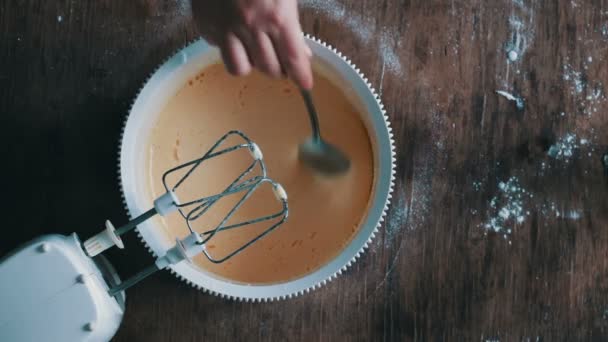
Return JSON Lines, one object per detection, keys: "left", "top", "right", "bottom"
{"left": 298, "top": 90, "right": 351, "bottom": 176}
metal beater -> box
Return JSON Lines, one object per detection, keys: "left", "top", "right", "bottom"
{"left": 84, "top": 130, "right": 289, "bottom": 295}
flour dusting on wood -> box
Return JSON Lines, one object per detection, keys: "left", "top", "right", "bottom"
{"left": 563, "top": 57, "right": 606, "bottom": 117}
{"left": 541, "top": 202, "right": 583, "bottom": 221}
{"left": 496, "top": 90, "right": 525, "bottom": 109}
{"left": 177, "top": 0, "right": 192, "bottom": 16}
{"left": 383, "top": 186, "right": 408, "bottom": 248}
{"left": 482, "top": 176, "right": 532, "bottom": 240}
{"left": 301, "top": 0, "right": 403, "bottom": 75}
{"left": 504, "top": 3, "right": 536, "bottom": 67}
{"left": 547, "top": 133, "right": 590, "bottom": 162}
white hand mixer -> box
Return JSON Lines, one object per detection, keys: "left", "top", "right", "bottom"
{"left": 0, "top": 131, "right": 289, "bottom": 342}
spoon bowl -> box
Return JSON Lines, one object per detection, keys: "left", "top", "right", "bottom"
{"left": 298, "top": 90, "right": 351, "bottom": 176}
{"left": 299, "top": 138, "right": 351, "bottom": 175}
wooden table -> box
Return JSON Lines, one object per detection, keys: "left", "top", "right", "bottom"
{"left": 1, "top": 0, "right": 608, "bottom": 340}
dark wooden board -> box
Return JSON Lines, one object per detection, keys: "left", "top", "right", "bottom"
{"left": 1, "top": 0, "right": 608, "bottom": 340}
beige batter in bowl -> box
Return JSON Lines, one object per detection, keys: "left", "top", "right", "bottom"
{"left": 120, "top": 36, "right": 396, "bottom": 300}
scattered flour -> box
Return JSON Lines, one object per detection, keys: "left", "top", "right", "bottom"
{"left": 506, "top": 16, "right": 528, "bottom": 59}
{"left": 601, "top": 23, "right": 608, "bottom": 40}
{"left": 540, "top": 161, "right": 547, "bottom": 171}
{"left": 383, "top": 187, "right": 408, "bottom": 248}
{"left": 379, "top": 32, "right": 402, "bottom": 75}
{"left": 407, "top": 155, "right": 433, "bottom": 230}
{"left": 402, "top": 111, "right": 446, "bottom": 231}
{"left": 482, "top": 177, "right": 533, "bottom": 239}
{"left": 512, "top": 0, "right": 526, "bottom": 9}
{"left": 500, "top": 4, "right": 535, "bottom": 85}
{"left": 481, "top": 179, "right": 583, "bottom": 241}
{"left": 563, "top": 64, "right": 585, "bottom": 94}
{"left": 482, "top": 336, "right": 501, "bottom": 342}
{"left": 582, "top": 85, "right": 605, "bottom": 116}
{"left": 547, "top": 133, "right": 578, "bottom": 161}
{"left": 567, "top": 210, "right": 582, "bottom": 220}
{"left": 541, "top": 202, "right": 583, "bottom": 221}
{"left": 563, "top": 58, "right": 606, "bottom": 117}
{"left": 301, "top": 0, "right": 403, "bottom": 75}
{"left": 504, "top": 7, "right": 535, "bottom": 65}
{"left": 473, "top": 181, "right": 483, "bottom": 191}
{"left": 547, "top": 133, "right": 592, "bottom": 162}
{"left": 496, "top": 90, "right": 525, "bottom": 109}
{"left": 177, "top": 0, "right": 192, "bottom": 16}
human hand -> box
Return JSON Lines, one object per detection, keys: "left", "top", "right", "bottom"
{"left": 191, "top": 0, "right": 313, "bottom": 89}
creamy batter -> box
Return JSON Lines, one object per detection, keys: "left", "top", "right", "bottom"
{"left": 147, "top": 63, "right": 374, "bottom": 284}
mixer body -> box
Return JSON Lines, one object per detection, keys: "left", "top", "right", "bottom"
{"left": 0, "top": 234, "right": 125, "bottom": 342}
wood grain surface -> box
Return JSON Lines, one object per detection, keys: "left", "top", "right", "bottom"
{"left": 1, "top": 0, "right": 608, "bottom": 341}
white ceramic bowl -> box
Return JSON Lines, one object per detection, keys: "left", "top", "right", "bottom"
{"left": 119, "top": 36, "right": 396, "bottom": 301}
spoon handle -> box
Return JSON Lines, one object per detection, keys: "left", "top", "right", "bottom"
{"left": 300, "top": 90, "right": 322, "bottom": 143}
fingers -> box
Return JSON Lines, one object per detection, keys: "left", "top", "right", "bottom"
{"left": 220, "top": 30, "right": 283, "bottom": 79}
{"left": 220, "top": 29, "right": 311, "bottom": 88}
{"left": 215, "top": 2, "right": 313, "bottom": 89}
{"left": 273, "top": 24, "right": 313, "bottom": 90}
{"left": 252, "top": 31, "right": 282, "bottom": 78}
{"left": 220, "top": 32, "right": 252, "bottom": 76}
{"left": 194, "top": 0, "right": 313, "bottom": 87}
